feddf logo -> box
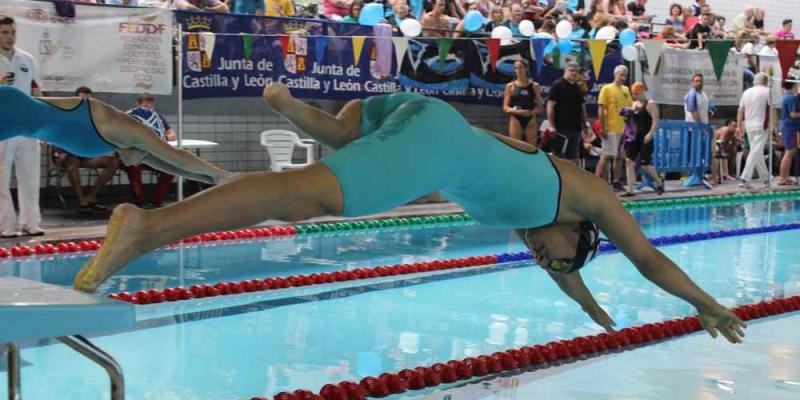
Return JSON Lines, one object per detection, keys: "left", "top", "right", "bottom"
{"left": 24, "top": 8, "right": 75, "bottom": 24}
{"left": 118, "top": 23, "right": 165, "bottom": 35}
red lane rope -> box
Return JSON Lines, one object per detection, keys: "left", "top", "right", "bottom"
{"left": 257, "top": 296, "right": 800, "bottom": 400}
{"left": 109, "top": 255, "right": 501, "bottom": 304}
{"left": 0, "top": 226, "right": 298, "bottom": 258}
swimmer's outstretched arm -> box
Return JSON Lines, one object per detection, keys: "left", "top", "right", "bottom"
{"left": 549, "top": 271, "right": 616, "bottom": 333}
{"left": 573, "top": 175, "right": 746, "bottom": 343}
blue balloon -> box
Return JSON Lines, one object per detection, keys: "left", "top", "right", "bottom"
{"left": 619, "top": 28, "right": 637, "bottom": 46}
{"left": 358, "top": 3, "right": 384, "bottom": 26}
{"left": 463, "top": 10, "right": 484, "bottom": 32}
{"left": 558, "top": 39, "right": 573, "bottom": 54}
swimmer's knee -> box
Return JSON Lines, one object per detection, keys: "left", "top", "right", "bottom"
{"left": 262, "top": 84, "right": 290, "bottom": 110}
{"left": 337, "top": 99, "right": 362, "bottom": 139}
{"left": 277, "top": 166, "right": 343, "bottom": 220}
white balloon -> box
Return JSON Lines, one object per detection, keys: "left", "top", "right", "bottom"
{"left": 555, "top": 20, "right": 572, "bottom": 39}
{"left": 399, "top": 18, "right": 422, "bottom": 37}
{"left": 595, "top": 26, "right": 617, "bottom": 41}
{"left": 519, "top": 20, "right": 535, "bottom": 37}
{"left": 621, "top": 45, "right": 639, "bottom": 61}
{"left": 491, "top": 26, "right": 513, "bottom": 40}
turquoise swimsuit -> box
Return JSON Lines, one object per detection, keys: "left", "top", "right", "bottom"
{"left": 0, "top": 86, "right": 115, "bottom": 157}
{"left": 321, "top": 93, "right": 562, "bottom": 229}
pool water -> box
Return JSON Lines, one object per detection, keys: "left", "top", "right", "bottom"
{"left": 1, "top": 199, "right": 800, "bottom": 399}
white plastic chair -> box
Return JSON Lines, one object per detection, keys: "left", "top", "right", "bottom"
{"left": 260, "top": 130, "right": 316, "bottom": 172}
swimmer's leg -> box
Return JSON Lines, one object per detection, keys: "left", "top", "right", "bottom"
{"left": 86, "top": 99, "right": 233, "bottom": 184}
{"left": 74, "top": 163, "right": 343, "bottom": 292}
{"left": 263, "top": 83, "right": 360, "bottom": 149}
{"left": 33, "top": 96, "right": 233, "bottom": 184}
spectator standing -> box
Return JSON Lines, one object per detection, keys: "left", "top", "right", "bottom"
{"left": 0, "top": 16, "right": 44, "bottom": 237}
{"left": 752, "top": 8, "right": 765, "bottom": 34}
{"left": 665, "top": 3, "right": 685, "bottom": 35}
{"left": 232, "top": 0, "right": 265, "bottom": 15}
{"left": 596, "top": 65, "right": 631, "bottom": 190}
{"left": 603, "top": 0, "right": 625, "bottom": 16}
{"left": 626, "top": 0, "right": 651, "bottom": 23}
{"left": 684, "top": 73, "right": 710, "bottom": 124}
{"left": 683, "top": 6, "right": 698, "bottom": 32}
{"left": 546, "top": 61, "right": 589, "bottom": 163}
{"left": 737, "top": 73, "right": 772, "bottom": 188}
{"left": 483, "top": 6, "right": 508, "bottom": 33}
{"left": 264, "top": 0, "right": 296, "bottom": 16}
{"left": 711, "top": 15, "right": 733, "bottom": 39}
{"left": 687, "top": 12, "right": 711, "bottom": 49}
{"left": 778, "top": 82, "right": 800, "bottom": 185}
{"left": 759, "top": 35, "right": 778, "bottom": 57}
{"left": 388, "top": 0, "right": 413, "bottom": 28}
{"left": 503, "top": 59, "right": 542, "bottom": 146}
{"left": 323, "top": 0, "right": 352, "bottom": 19}
{"left": 175, "top": 0, "right": 230, "bottom": 13}
{"left": 658, "top": 25, "right": 690, "bottom": 48}
{"left": 421, "top": 0, "right": 450, "bottom": 37}
{"left": 508, "top": 4, "right": 525, "bottom": 37}
{"left": 775, "top": 19, "right": 795, "bottom": 40}
{"left": 690, "top": 0, "right": 706, "bottom": 17}
{"left": 475, "top": 0, "right": 492, "bottom": 17}
{"left": 342, "top": 0, "right": 364, "bottom": 22}
{"left": 53, "top": 87, "right": 121, "bottom": 212}
{"left": 620, "top": 82, "right": 664, "bottom": 197}
{"left": 126, "top": 95, "right": 177, "bottom": 208}
{"left": 710, "top": 120, "right": 739, "bottom": 182}
{"left": 731, "top": 7, "right": 757, "bottom": 35}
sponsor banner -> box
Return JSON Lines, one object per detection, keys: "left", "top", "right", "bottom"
{"left": 644, "top": 47, "right": 744, "bottom": 106}
{"left": 1, "top": 0, "right": 172, "bottom": 94}
{"left": 179, "top": 12, "right": 619, "bottom": 105}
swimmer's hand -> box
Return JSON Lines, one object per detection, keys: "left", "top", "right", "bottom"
{"left": 698, "top": 304, "right": 747, "bottom": 344}
{"left": 583, "top": 305, "right": 616, "bottom": 333}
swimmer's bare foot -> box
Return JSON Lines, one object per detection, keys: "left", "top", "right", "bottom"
{"left": 262, "top": 83, "right": 293, "bottom": 111}
{"left": 74, "top": 204, "right": 149, "bottom": 292}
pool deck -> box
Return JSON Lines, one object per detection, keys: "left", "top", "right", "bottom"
{"left": 2, "top": 178, "right": 795, "bottom": 247}
{"left": 402, "top": 312, "right": 800, "bottom": 400}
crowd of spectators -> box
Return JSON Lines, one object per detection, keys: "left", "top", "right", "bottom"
{"left": 68, "top": 0, "right": 797, "bottom": 60}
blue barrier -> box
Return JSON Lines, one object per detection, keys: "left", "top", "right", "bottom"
{"left": 650, "top": 120, "right": 714, "bottom": 189}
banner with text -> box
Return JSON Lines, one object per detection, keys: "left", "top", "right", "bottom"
{"left": 179, "top": 20, "right": 619, "bottom": 105}
{"left": 644, "top": 47, "right": 744, "bottom": 106}
{"left": 0, "top": 0, "right": 173, "bottom": 94}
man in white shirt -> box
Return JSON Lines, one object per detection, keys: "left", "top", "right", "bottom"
{"left": 683, "top": 73, "right": 709, "bottom": 123}
{"left": 737, "top": 73, "right": 772, "bottom": 187}
{"left": 0, "top": 16, "right": 44, "bottom": 237}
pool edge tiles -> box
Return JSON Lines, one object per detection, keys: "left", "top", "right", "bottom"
{"left": 396, "top": 312, "right": 800, "bottom": 400}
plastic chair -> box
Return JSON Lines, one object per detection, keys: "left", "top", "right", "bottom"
{"left": 260, "top": 130, "right": 316, "bottom": 172}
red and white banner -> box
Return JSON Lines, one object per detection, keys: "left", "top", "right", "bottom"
{"left": 0, "top": 0, "right": 172, "bottom": 94}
